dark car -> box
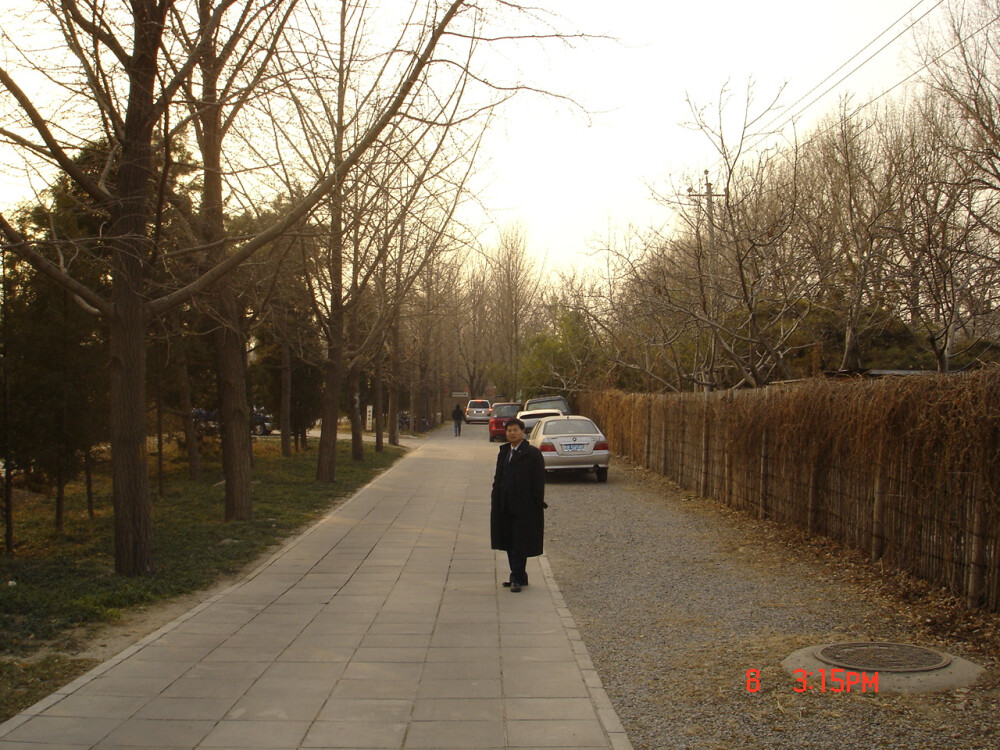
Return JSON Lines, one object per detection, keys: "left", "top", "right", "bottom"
{"left": 250, "top": 410, "right": 274, "bottom": 435}
{"left": 523, "top": 395, "right": 571, "bottom": 415}
{"left": 193, "top": 408, "right": 273, "bottom": 436}
{"left": 488, "top": 402, "right": 523, "bottom": 442}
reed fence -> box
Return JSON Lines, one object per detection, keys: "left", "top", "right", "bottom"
{"left": 577, "top": 368, "right": 1000, "bottom": 612}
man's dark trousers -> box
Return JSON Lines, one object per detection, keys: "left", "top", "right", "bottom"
{"left": 502, "top": 512, "right": 528, "bottom": 585}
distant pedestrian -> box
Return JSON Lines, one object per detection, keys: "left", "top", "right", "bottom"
{"left": 451, "top": 404, "right": 464, "bottom": 436}
{"left": 490, "top": 418, "right": 546, "bottom": 592}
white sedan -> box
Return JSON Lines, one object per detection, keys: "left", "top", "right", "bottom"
{"left": 516, "top": 408, "right": 563, "bottom": 434}
{"left": 527, "top": 415, "right": 610, "bottom": 482}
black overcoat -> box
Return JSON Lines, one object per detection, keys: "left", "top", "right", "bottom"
{"left": 490, "top": 440, "right": 547, "bottom": 557}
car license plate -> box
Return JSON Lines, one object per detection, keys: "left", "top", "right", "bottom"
{"left": 563, "top": 444, "right": 585, "bottom": 452}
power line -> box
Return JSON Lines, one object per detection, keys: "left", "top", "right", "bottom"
{"left": 788, "top": 5, "right": 1000, "bottom": 156}
{"left": 700, "top": 0, "right": 1000, "bottom": 181}
{"left": 752, "top": 0, "right": 943, "bottom": 139}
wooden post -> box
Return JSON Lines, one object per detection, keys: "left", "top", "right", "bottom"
{"left": 678, "top": 406, "right": 686, "bottom": 486}
{"left": 871, "top": 468, "right": 886, "bottom": 562}
{"left": 643, "top": 394, "right": 653, "bottom": 469}
{"left": 662, "top": 413, "right": 670, "bottom": 479}
{"left": 699, "top": 392, "right": 711, "bottom": 497}
{"left": 807, "top": 460, "right": 821, "bottom": 535}
{"left": 967, "top": 477, "right": 986, "bottom": 607}
{"left": 759, "top": 428, "right": 768, "bottom": 520}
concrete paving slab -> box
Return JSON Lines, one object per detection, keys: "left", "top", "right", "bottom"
{"left": 0, "top": 426, "right": 630, "bottom": 750}
{"left": 403, "top": 719, "right": 505, "bottom": 748}
{"left": 198, "top": 719, "right": 310, "bottom": 748}
{"left": 315, "top": 699, "right": 412, "bottom": 723}
{"left": 132, "top": 697, "right": 238, "bottom": 722}
{"left": 299, "top": 719, "right": 407, "bottom": 748}
{"left": 410, "top": 698, "right": 502, "bottom": 721}
{"left": 95, "top": 718, "right": 215, "bottom": 748}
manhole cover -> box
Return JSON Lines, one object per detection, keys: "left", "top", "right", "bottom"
{"left": 816, "top": 642, "right": 952, "bottom": 673}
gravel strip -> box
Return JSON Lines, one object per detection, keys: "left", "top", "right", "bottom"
{"left": 543, "top": 463, "right": 1000, "bottom": 750}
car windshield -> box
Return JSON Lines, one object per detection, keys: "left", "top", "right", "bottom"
{"left": 543, "top": 418, "right": 598, "bottom": 435}
{"left": 527, "top": 398, "right": 567, "bottom": 411}
{"left": 468, "top": 401, "right": 489, "bottom": 408}
{"left": 493, "top": 404, "right": 520, "bottom": 417}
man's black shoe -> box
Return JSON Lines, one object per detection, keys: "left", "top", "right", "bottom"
{"left": 510, "top": 580, "right": 522, "bottom": 592}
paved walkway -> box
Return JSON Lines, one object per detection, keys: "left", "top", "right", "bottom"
{"left": 0, "top": 426, "right": 631, "bottom": 750}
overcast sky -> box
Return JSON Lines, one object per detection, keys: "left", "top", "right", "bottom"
{"left": 473, "top": 0, "right": 946, "bottom": 272}
{"left": 0, "top": 0, "right": 946, "bottom": 275}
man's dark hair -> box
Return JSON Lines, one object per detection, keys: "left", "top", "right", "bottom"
{"left": 507, "top": 418, "right": 526, "bottom": 430}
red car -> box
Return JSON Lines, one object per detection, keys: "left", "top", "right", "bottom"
{"left": 488, "top": 402, "right": 523, "bottom": 442}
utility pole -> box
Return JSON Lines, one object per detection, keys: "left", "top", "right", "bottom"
{"left": 687, "top": 170, "right": 716, "bottom": 250}
{"left": 687, "top": 170, "right": 720, "bottom": 392}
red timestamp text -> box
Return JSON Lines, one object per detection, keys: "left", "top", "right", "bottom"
{"left": 745, "top": 668, "right": 879, "bottom": 693}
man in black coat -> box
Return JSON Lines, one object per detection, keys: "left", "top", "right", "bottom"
{"left": 491, "top": 418, "right": 547, "bottom": 592}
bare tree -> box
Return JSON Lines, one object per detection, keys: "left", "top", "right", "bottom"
{"left": 614, "top": 84, "right": 816, "bottom": 390}
{"left": 912, "top": 2, "right": 1000, "bottom": 365}
{"left": 889, "top": 99, "right": 999, "bottom": 370}
{"left": 0, "top": 0, "right": 486, "bottom": 574}
{"left": 455, "top": 259, "right": 493, "bottom": 397}
{"left": 483, "top": 225, "right": 542, "bottom": 397}
{"left": 803, "top": 101, "right": 902, "bottom": 371}
{"left": 917, "top": 0, "right": 1000, "bottom": 198}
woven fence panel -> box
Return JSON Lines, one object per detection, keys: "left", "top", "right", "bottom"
{"left": 577, "top": 371, "right": 1000, "bottom": 612}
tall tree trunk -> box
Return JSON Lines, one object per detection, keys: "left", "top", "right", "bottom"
{"left": 200, "top": 7, "right": 253, "bottom": 520}
{"left": 55, "top": 478, "right": 65, "bottom": 531}
{"left": 409, "top": 381, "right": 419, "bottom": 434}
{"left": 109, "top": 280, "right": 153, "bottom": 575}
{"left": 317, "top": 208, "right": 344, "bottom": 482}
{"left": 839, "top": 324, "right": 860, "bottom": 372}
{"left": 108, "top": 0, "right": 161, "bottom": 572}
{"left": 387, "top": 368, "right": 400, "bottom": 447}
{"left": 84, "top": 449, "right": 94, "bottom": 520}
{"left": 280, "top": 342, "right": 293, "bottom": 457}
{"left": 155, "top": 385, "right": 164, "bottom": 499}
{"left": 4, "top": 461, "right": 13, "bottom": 555}
{"left": 374, "top": 353, "right": 384, "bottom": 453}
{"left": 349, "top": 363, "right": 364, "bottom": 461}
{"left": 175, "top": 337, "right": 201, "bottom": 481}
{"left": 317, "top": 3, "right": 349, "bottom": 482}
{"left": 2, "top": 259, "right": 11, "bottom": 554}
{"left": 216, "top": 293, "right": 253, "bottom": 520}
{"left": 317, "top": 344, "right": 343, "bottom": 482}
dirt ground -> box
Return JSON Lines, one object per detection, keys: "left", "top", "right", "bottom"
{"left": 543, "top": 462, "right": 1000, "bottom": 749}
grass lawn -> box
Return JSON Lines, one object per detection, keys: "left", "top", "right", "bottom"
{"left": 0, "top": 436, "right": 405, "bottom": 722}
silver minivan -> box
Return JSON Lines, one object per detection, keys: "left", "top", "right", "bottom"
{"left": 465, "top": 399, "right": 491, "bottom": 424}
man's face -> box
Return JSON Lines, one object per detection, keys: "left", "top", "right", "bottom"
{"left": 505, "top": 423, "right": 525, "bottom": 444}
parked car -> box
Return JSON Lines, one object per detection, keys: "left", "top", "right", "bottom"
{"left": 193, "top": 408, "right": 274, "bottom": 436}
{"left": 527, "top": 415, "right": 610, "bottom": 482}
{"left": 523, "top": 395, "right": 571, "bottom": 415}
{"left": 250, "top": 410, "right": 274, "bottom": 435}
{"left": 488, "top": 402, "right": 523, "bottom": 441}
{"left": 516, "top": 408, "right": 563, "bottom": 434}
{"left": 465, "top": 399, "right": 491, "bottom": 424}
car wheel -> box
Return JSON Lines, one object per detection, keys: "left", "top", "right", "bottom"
{"left": 595, "top": 467, "right": 608, "bottom": 483}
